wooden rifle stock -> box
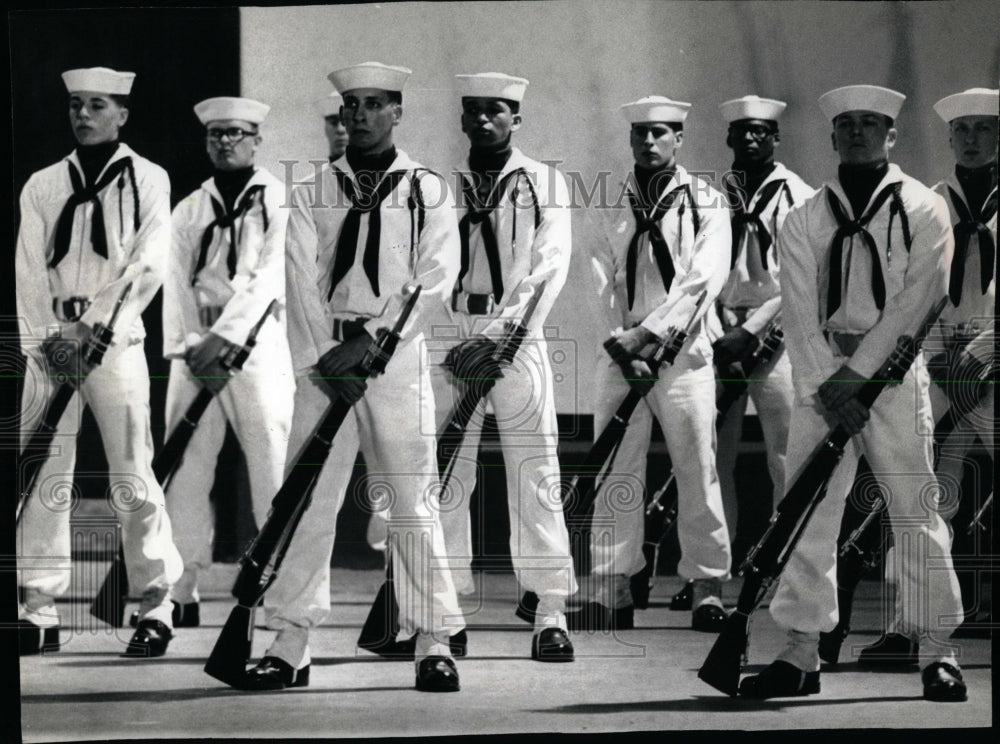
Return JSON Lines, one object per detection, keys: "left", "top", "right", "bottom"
{"left": 90, "top": 300, "right": 280, "bottom": 628}
{"left": 698, "top": 297, "right": 948, "bottom": 696}
{"left": 17, "top": 283, "right": 134, "bottom": 526}
{"left": 205, "top": 286, "right": 421, "bottom": 687}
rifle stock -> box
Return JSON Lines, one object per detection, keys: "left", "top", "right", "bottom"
{"left": 206, "top": 287, "right": 421, "bottom": 687}
{"left": 698, "top": 297, "right": 948, "bottom": 696}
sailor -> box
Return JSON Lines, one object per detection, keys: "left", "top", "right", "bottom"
{"left": 578, "top": 95, "right": 733, "bottom": 632}
{"left": 429, "top": 71, "right": 576, "bottom": 660}
{"left": 242, "top": 62, "right": 465, "bottom": 693}
{"left": 15, "top": 67, "right": 183, "bottom": 657}
{"left": 739, "top": 85, "right": 968, "bottom": 702}
{"left": 162, "top": 96, "right": 294, "bottom": 625}
{"left": 317, "top": 92, "right": 350, "bottom": 162}
{"left": 714, "top": 95, "right": 815, "bottom": 564}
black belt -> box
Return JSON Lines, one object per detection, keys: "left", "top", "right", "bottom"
{"left": 52, "top": 297, "right": 91, "bottom": 322}
{"left": 332, "top": 316, "right": 372, "bottom": 342}
{"left": 451, "top": 290, "right": 495, "bottom": 315}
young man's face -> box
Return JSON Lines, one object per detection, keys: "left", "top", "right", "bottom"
{"left": 727, "top": 118, "right": 778, "bottom": 166}
{"left": 949, "top": 115, "right": 999, "bottom": 169}
{"left": 205, "top": 119, "right": 260, "bottom": 172}
{"left": 342, "top": 88, "right": 401, "bottom": 154}
{"left": 324, "top": 113, "right": 349, "bottom": 160}
{"left": 69, "top": 92, "right": 128, "bottom": 146}
{"left": 831, "top": 110, "right": 896, "bottom": 165}
{"left": 460, "top": 97, "right": 521, "bottom": 148}
{"left": 630, "top": 122, "right": 682, "bottom": 170}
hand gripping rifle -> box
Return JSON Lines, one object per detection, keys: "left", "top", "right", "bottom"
{"left": 519, "top": 291, "right": 708, "bottom": 620}
{"left": 358, "top": 281, "right": 547, "bottom": 653}
{"left": 89, "top": 300, "right": 280, "bottom": 627}
{"left": 698, "top": 296, "right": 949, "bottom": 697}
{"left": 205, "top": 286, "right": 421, "bottom": 687}
{"left": 715, "top": 316, "right": 784, "bottom": 417}
{"left": 632, "top": 315, "right": 786, "bottom": 608}
{"left": 16, "top": 283, "right": 133, "bottom": 526}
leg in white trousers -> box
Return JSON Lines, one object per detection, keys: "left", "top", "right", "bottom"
{"left": 263, "top": 342, "right": 464, "bottom": 669}
{"left": 431, "top": 334, "right": 577, "bottom": 612}
{"left": 716, "top": 349, "right": 794, "bottom": 536}
{"left": 164, "top": 331, "right": 294, "bottom": 604}
{"left": 770, "top": 358, "right": 964, "bottom": 672}
{"left": 18, "top": 342, "right": 183, "bottom": 627}
{"left": 590, "top": 353, "right": 731, "bottom": 585}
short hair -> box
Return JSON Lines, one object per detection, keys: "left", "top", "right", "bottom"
{"left": 386, "top": 91, "right": 402, "bottom": 105}
{"left": 109, "top": 94, "right": 130, "bottom": 108}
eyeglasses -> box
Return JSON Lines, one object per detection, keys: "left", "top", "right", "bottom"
{"left": 729, "top": 124, "right": 776, "bottom": 141}
{"left": 206, "top": 127, "right": 256, "bottom": 143}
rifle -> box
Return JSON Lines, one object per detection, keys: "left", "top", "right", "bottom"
{"left": 698, "top": 296, "right": 949, "bottom": 696}
{"left": 519, "top": 291, "right": 708, "bottom": 620}
{"left": 967, "top": 493, "right": 993, "bottom": 536}
{"left": 817, "top": 492, "right": 890, "bottom": 665}
{"left": 631, "top": 315, "right": 786, "bottom": 608}
{"left": 358, "top": 281, "right": 547, "bottom": 653}
{"left": 17, "top": 283, "right": 133, "bottom": 526}
{"left": 89, "top": 300, "right": 280, "bottom": 627}
{"left": 204, "top": 286, "right": 421, "bottom": 687}
{"left": 715, "top": 316, "right": 784, "bottom": 417}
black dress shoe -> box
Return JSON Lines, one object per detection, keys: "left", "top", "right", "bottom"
{"left": 415, "top": 656, "right": 460, "bottom": 692}
{"left": 951, "top": 612, "right": 992, "bottom": 639}
{"left": 670, "top": 581, "right": 693, "bottom": 611}
{"left": 360, "top": 630, "right": 468, "bottom": 660}
{"left": 818, "top": 624, "right": 850, "bottom": 666}
{"left": 130, "top": 600, "right": 200, "bottom": 629}
{"left": 17, "top": 620, "right": 60, "bottom": 656}
{"left": 531, "top": 627, "right": 575, "bottom": 662}
{"left": 566, "top": 601, "right": 634, "bottom": 631}
{"left": 921, "top": 661, "right": 967, "bottom": 702}
{"left": 238, "top": 656, "right": 310, "bottom": 691}
{"left": 739, "top": 660, "right": 820, "bottom": 699}
{"left": 692, "top": 603, "right": 727, "bottom": 632}
{"left": 515, "top": 591, "right": 539, "bottom": 624}
{"left": 122, "top": 619, "right": 173, "bottom": 658}
{"left": 857, "top": 633, "right": 918, "bottom": 667}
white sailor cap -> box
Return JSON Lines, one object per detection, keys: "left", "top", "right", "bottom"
{"left": 62, "top": 67, "right": 135, "bottom": 96}
{"left": 933, "top": 88, "right": 999, "bottom": 122}
{"left": 620, "top": 96, "right": 691, "bottom": 125}
{"left": 315, "top": 93, "right": 344, "bottom": 118}
{"left": 455, "top": 72, "right": 529, "bottom": 103}
{"left": 194, "top": 97, "right": 270, "bottom": 125}
{"left": 719, "top": 95, "right": 787, "bottom": 124}
{"left": 818, "top": 85, "right": 906, "bottom": 122}
{"left": 327, "top": 62, "right": 411, "bottom": 94}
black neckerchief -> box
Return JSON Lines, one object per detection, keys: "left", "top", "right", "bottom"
{"left": 633, "top": 163, "right": 677, "bottom": 210}
{"left": 213, "top": 166, "right": 256, "bottom": 213}
{"left": 838, "top": 160, "right": 889, "bottom": 217}
{"left": 346, "top": 145, "right": 397, "bottom": 181}
{"left": 76, "top": 140, "right": 120, "bottom": 185}
{"left": 731, "top": 160, "right": 777, "bottom": 204}
{"left": 956, "top": 163, "right": 998, "bottom": 217}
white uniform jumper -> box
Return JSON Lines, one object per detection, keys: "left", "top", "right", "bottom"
{"left": 164, "top": 167, "right": 294, "bottom": 604}
{"left": 267, "top": 150, "right": 465, "bottom": 668}
{"left": 928, "top": 175, "right": 995, "bottom": 520}
{"left": 590, "top": 165, "right": 733, "bottom": 586}
{"left": 16, "top": 143, "right": 183, "bottom": 627}
{"left": 430, "top": 147, "right": 576, "bottom": 611}
{"left": 716, "top": 163, "right": 815, "bottom": 530}
{"left": 771, "top": 163, "right": 964, "bottom": 670}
